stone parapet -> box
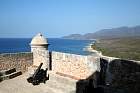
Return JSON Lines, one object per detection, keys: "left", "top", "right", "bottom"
{"left": 51, "top": 51, "right": 100, "bottom": 80}
{"left": 0, "top": 52, "right": 33, "bottom": 73}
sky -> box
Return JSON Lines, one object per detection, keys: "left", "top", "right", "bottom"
{"left": 0, "top": 0, "right": 140, "bottom": 38}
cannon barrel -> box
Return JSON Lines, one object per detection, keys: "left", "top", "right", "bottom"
{"left": 27, "top": 63, "right": 49, "bottom": 85}
{"left": 32, "top": 63, "right": 43, "bottom": 78}
{"left": 27, "top": 63, "right": 43, "bottom": 83}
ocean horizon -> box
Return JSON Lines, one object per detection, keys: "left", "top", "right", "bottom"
{"left": 0, "top": 38, "right": 94, "bottom": 55}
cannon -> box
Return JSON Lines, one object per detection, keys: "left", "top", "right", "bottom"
{"left": 27, "top": 63, "right": 49, "bottom": 85}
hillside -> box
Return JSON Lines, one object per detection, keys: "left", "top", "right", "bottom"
{"left": 62, "top": 25, "right": 140, "bottom": 39}
{"left": 94, "top": 37, "right": 140, "bottom": 61}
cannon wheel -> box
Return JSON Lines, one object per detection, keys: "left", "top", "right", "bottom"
{"left": 27, "top": 77, "right": 33, "bottom": 83}
{"left": 32, "top": 80, "right": 39, "bottom": 85}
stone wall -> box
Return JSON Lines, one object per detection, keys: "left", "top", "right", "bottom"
{"left": 51, "top": 51, "right": 100, "bottom": 80}
{"left": 100, "top": 56, "right": 140, "bottom": 93}
{"left": 32, "top": 47, "right": 50, "bottom": 69}
{"left": 1, "top": 49, "right": 139, "bottom": 93}
{"left": 0, "top": 52, "right": 33, "bottom": 73}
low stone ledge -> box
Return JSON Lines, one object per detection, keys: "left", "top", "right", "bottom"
{"left": 56, "top": 72, "right": 81, "bottom": 80}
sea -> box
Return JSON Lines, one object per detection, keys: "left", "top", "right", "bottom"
{"left": 0, "top": 38, "right": 94, "bottom": 55}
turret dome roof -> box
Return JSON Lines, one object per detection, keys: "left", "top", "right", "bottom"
{"left": 30, "top": 33, "right": 48, "bottom": 45}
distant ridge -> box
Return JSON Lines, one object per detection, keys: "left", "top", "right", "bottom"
{"left": 62, "top": 25, "right": 140, "bottom": 39}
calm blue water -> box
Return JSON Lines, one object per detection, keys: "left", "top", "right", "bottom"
{"left": 0, "top": 38, "right": 93, "bottom": 55}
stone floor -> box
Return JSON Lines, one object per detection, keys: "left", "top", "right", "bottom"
{"left": 0, "top": 72, "right": 77, "bottom": 93}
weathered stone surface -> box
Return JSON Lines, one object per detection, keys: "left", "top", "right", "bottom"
{"left": 0, "top": 52, "right": 33, "bottom": 73}
{"left": 32, "top": 48, "right": 50, "bottom": 69}
{"left": 104, "top": 59, "right": 140, "bottom": 93}
{"left": 0, "top": 72, "right": 77, "bottom": 93}
{"left": 51, "top": 51, "right": 100, "bottom": 80}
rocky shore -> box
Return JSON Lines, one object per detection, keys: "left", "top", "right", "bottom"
{"left": 83, "top": 42, "right": 102, "bottom": 56}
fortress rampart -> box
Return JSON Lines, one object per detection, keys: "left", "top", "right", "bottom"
{"left": 0, "top": 52, "right": 33, "bottom": 73}
{"left": 51, "top": 51, "right": 100, "bottom": 79}
{"left": 0, "top": 33, "right": 140, "bottom": 93}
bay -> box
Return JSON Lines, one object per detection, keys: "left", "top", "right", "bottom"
{"left": 0, "top": 38, "right": 93, "bottom": 55}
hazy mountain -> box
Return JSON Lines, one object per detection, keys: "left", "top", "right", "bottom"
{"left": 62, "top": 25, "right": 140, "bottom": 39}
{"left": 62, "top": 34, "right": 83, "bottom": 39}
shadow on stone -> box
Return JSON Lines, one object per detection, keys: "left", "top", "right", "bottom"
{"left": 49, "top": 52, "right": 52, "bottom": 70}
{"left": 76, "top": 58, "right": 140, "bottom": 93}
{"left": 105, "top": 59, "right": 140, "bottom": 93}
{"left": 0, "top": 77, "right": 3, "bottom": 82}
{"left": 76, "top": 71, "right": 104, "bottom": 93}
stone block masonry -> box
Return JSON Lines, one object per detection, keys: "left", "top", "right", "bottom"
{"left": 51, "top": 51, "right": 100, "bottom": 80}
{"left": 0, "top": 52, "right": 33, "bottom": 73}
{"left": 32, "top": 48, "right": 50, "bottom": 69}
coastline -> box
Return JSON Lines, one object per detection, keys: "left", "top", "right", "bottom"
{"left": 87, "top": 38, "right": 140, "bottom": 61}
{"left": 83, "top": 41, "right": 102, "bottom": 56}
{"left": 84, "top": 41, "right": 140, "bottom": 63}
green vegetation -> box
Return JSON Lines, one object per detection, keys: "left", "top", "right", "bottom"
{"left": 94, "top": 37, "right": 140, "bottom": 61}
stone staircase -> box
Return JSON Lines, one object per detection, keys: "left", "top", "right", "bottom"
{"left": 0, "top": 68, "right": 22, "bottom": 82}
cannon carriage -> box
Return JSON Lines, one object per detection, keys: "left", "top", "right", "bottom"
{"left": 27, "top": 63, "right": 49, "bottom": 85}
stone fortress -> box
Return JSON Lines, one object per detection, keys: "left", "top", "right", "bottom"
{"left": 0, "top": 33, "right": 140, "bottom": 93}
